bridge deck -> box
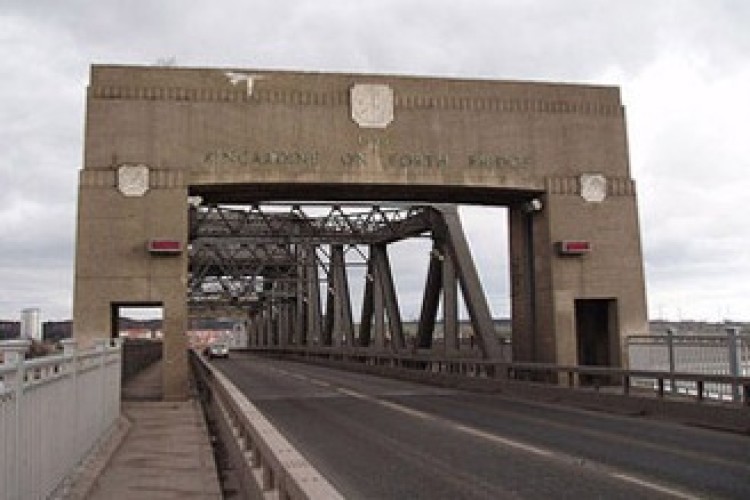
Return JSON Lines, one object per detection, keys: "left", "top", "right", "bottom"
{"left": 73, "top": 361, "right": 222, "bottom": 499}
{"left": 213, "top": 353, "right": 750, "bottom": 499}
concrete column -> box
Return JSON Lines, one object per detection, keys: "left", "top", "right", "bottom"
{"left": 162, "top": 297, "right": 188, "bottom": 400}
{"left": 73, "top": 172, "right": 189, "bottom": 400}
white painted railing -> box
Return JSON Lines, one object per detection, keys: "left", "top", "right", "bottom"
{"left": 0, "top": 338, "right": 122, "bottom": 500}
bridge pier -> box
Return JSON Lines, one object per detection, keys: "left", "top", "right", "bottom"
{"left": 74, "top": 66, "right": 649, "bottom": 396}
{"left": 161, "top": 297, "right": 189, "bottom": 400}
{"left": 73, "top": 176, "right": 190, "bottom": 400}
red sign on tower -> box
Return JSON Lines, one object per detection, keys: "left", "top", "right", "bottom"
{"left": 148, "top": 239, "right": 183, "bottom": 255}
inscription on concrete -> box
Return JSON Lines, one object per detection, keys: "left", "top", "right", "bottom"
{"left": 203, "top": 149, "right": 320, "bottom": 167}
{"left": 469, "top": 153, "right": 531, "bottom": 169}
{"left": 204, "top": 149, "right": 533, "bottom": 171}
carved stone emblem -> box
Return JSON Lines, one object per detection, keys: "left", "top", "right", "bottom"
{"left": 580, "top": 174, "right": 607, "bottom": 203}
{"left": 350, "top": 84, "right": 394, "bottom": 129}
{"left": 117, "top": 164, "right": 150, "bottom": 197}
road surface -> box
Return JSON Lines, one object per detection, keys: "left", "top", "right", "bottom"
{"left": 212, "top": 354, "right": 750, "bottom": 499}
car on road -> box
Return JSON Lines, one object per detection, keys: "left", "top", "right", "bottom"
{"left": 204, "top": 342, "right": 229, "bottom": 359}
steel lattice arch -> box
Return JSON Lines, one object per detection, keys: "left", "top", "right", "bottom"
{"left": 188, "top": 203, "right": 503, "bottom": 359}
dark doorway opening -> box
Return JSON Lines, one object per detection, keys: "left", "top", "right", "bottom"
{"left": 111, "top": 302, "right": 164, "bottom": 400}
{"left": 575, "top": 298, "right": 618, "bottom": 385}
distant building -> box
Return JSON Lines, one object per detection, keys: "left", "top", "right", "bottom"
{"left": 21, "top": 308, "right": 42, "bottom": 341}
{"left": 43, "top": 320, "right": 73, "bottom": 342}
{"left": 0, "top": 320, "right": 21, "bottom": 340}
{"left": 119, "top": 328, "right": 163, "bottom": 340}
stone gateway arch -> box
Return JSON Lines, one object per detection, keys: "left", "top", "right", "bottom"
{"left": 74, "top": 65, "right": 647, "bottom": 399}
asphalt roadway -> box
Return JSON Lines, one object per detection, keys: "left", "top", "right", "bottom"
{"left": 212, "top": 354, "right": 750, "bottom": 499}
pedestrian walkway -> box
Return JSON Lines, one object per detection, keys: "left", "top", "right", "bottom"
{"left": 66, "top": 360, "right": 222, "bottom": 499}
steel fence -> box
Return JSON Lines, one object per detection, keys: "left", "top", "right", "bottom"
{"left": 0, "top": 338, "right": 121, "bottom": 500}
{"left": 628, "top": 328, "right": 749, "bottom": 401}
{"left": 247, "top": 345, "right": 750, "bottom": 407}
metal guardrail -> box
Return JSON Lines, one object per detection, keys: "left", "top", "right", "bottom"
{"left": 249, "top": 346, "right": 750, "bottom": 406}
{"left": 628, "top": 329, "right": 749, "bottom": 401}
{"left": 0, "top": 338, "right": 122, "bottom": 500}
{"left": 190, "top": 350, "right": 343, "bottom": 499}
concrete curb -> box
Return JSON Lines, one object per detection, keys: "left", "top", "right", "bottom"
{"left": 194, "top": 353, "right": 344, "bottom": 499}
{"left": 53, "top": 413, "right": 132, "bottom": 500}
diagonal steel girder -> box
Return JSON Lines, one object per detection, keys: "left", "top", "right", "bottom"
{"left": 429, "top": 205, "right": 504, "bottom": 359}
{"left": 187, "top": 203, "right": 503, "bottom": 359}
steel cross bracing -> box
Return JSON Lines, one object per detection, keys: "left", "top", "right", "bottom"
{"left": 189, "top": 204, "right": 432, "bottom": 245}
{"left": 188, "top": 203, "right": 503, "bottom": 359}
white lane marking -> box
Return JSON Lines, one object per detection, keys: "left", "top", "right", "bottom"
{"left": 336, "top": 387, "right": 368, "bottom": 399}
{"left": 276, "top": 366, "right": 701, "bottom": 498}
{"left": 452, "top": 423, "right": 552, "bottom": 457}
{"left": 270, "top": 368, "right": 334, "bottom": 389}
{"left": 271, "top": 368, "right": 323, "bottom": 385}
{"left": 336, "top": 387, "right": 550, "bottom": 455}
{"left": 611, "top": 473, "right": 702, "bottom": 500}
{"left": 371, "top": 397, "right": 436, "bottom": 420}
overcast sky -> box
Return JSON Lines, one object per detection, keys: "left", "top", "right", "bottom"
{"left": 1, "top": 0, "right": 748, "bottom": 324}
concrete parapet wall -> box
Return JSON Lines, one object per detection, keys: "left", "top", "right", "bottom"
{"left": 190, "top": 351, "right": 343, "bottom": 499}
{"left": 265, "top": 352, "right": 750, "bottom": 435}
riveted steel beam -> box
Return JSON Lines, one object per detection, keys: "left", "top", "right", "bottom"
{"left": 186, "top": 202, "right": 503, "bottom": 360}
{"left": 417, "top": 246, "right": 442, "bottom": 349}
{"left": 434, "top": 206, "right": 502, "bottom": 359}
{"left": 371, "top": 244, "right": 405, "bottom": 351}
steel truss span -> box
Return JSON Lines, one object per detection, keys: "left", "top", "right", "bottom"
{"left": 188, "top": 203, "right": 504, "bottom": 359}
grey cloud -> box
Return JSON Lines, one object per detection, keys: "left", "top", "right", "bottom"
{"left": 1, "top": 1, "right": 749, "bottom": 320}
{"left": 0, "top": 1, "right": 681, "bottom": 78}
